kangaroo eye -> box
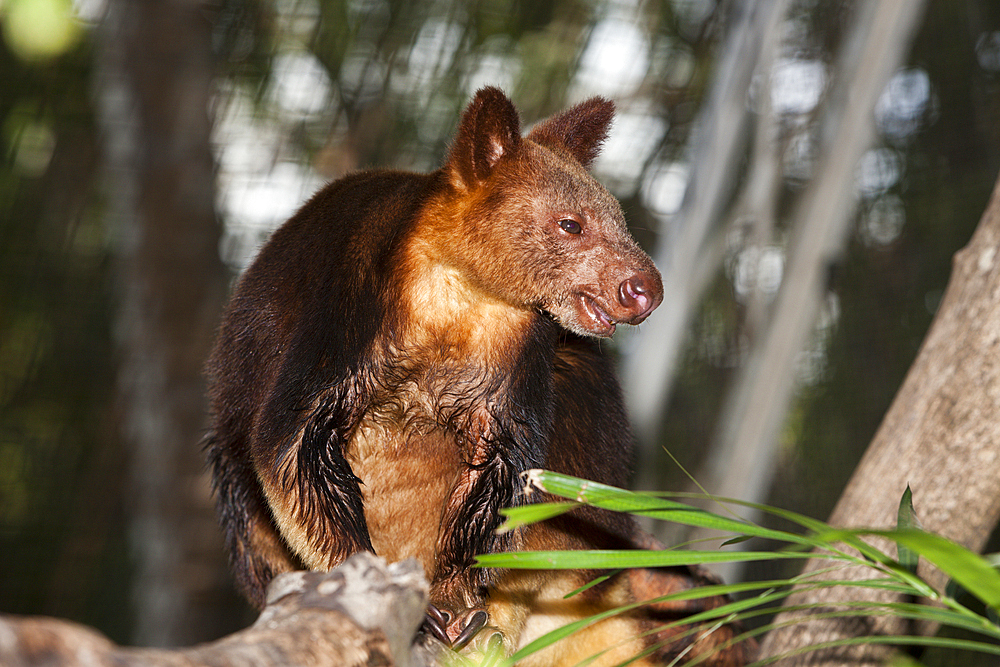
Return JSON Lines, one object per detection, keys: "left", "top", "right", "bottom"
{"left": 558, "top": 219, "right": 582, "bottom": 234}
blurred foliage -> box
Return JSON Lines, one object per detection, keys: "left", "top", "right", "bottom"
{"left": 0, "top": 0, "right": 998, "bottom": 653}
{"left": 765, "top": 0, "right": 1000, "bottom": 527}
{"left": 1, "top": 0, "right": 83, "bottom": 62}
{"left": 0, "top": 4, "right": 126, "bottom": 638}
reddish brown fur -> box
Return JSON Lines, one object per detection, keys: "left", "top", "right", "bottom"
{"left": 206, "top": 88, "right": 750, "bottom": 665}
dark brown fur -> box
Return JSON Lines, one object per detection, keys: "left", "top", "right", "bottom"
{"left": 206, "top": 88, "right": 750, "bottom": 664}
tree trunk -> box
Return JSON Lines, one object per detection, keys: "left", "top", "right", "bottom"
{"left": 758, "top": 173, "right": 1000, "bottom": 664}
{"left": 97, "top": 0, "right": 238, "bottom": 646}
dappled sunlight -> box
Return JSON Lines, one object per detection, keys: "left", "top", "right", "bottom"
{"left": 3, "top": 0, "right": 1000, "bottom": 659}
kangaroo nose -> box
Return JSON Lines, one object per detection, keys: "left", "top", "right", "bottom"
{"left": 618, "top": 275, "right": 662, "bottom": 323}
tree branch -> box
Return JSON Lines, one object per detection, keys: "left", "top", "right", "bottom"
{"left": 758, "top": 171, "right": 1000, "bottom": 665}
{"left": 0, "top": 554, "right": 439, "bottom": 667}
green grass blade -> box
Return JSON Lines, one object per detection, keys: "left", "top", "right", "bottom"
{"left": 563, "top": 570, "right": 620, "bottom": 598}
{"left": 502, "top": 471, "right": 1000, "bottom": 665}
{"left": 804, "top": 527, "right": 1000, "bottom": 610}
{"left": 475, "top": 548, "right": 818, "bottom": 570}
{"left": 524, "top": 471, "right": 824, "bottom": 548}
{"left": 500, "top": 576, "right": 1000, "bottom": 667}
{"left": 874, "top": 600, "right": 1000, "bottom": 637}
{"left": 875, "top": 528, "right": 1000, "bottom": 609}
{"left": 748, "top": 634, "right": 1000, "bottom": 666}
{"left": 896, "top": 486, "right": 920, "bottom": 574}
{"left": 503, "top": 579, "right": 794, "bottom": 665}
{"left": 496, "top": 501, "right": 578, "bottom": 534}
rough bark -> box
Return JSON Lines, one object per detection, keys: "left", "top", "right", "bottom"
{"left": 758, "top": 174, "right": 1000, "bottom": 664}
{"left": 0, "top": 554, "right": 437, "bottom": 667}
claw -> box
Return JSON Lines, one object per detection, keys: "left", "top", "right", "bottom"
{"left": 421, "top": 604, "right": 452, "bottom": 645}
{"left": 452, "top": 609, "right": 488, "bottom": 650}
{"left": 426, "top": 604, "right": 451, "bottom": 628}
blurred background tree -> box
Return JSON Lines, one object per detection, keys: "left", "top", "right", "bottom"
{"left": 0, "top": 0, "right": 998, "bottom": 655}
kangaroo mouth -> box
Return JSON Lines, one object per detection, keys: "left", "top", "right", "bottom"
{"left": 580, "top": 294, "right": 616, "bottom": 337}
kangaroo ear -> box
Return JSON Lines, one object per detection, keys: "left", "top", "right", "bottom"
{"left": 526, "top": 97, "right": 614, "bottom": 168}
{"left": 448, "top": 87, "right": 521, "bottom": 188}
